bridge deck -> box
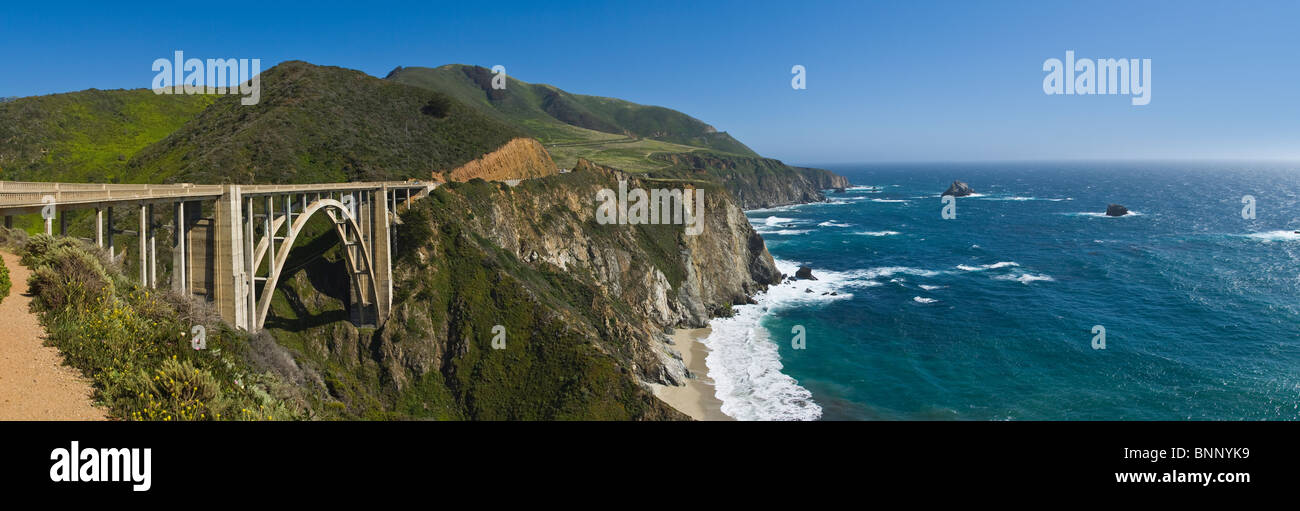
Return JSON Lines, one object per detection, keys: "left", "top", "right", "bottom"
{"left": 0, "top": 181, "right": 435, "bottom": 215}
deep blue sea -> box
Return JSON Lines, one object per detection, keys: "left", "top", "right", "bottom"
{"left": 700, "top": 162, "right": 1300, "bottom": 420}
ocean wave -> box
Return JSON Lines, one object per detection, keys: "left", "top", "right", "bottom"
{"left": 856, "top": 230, "right": 901, "bottom": 237}
{"left": 757, "top": 228, "right": 812, "bottom": 236}
{"left": 700, "top": 257, "right": 841, "bottom": 420}
{"left": 763, "top": 216, "right": 795, "bottom": 226}
{"left": 956, "top": 261, "right": 1020, "bottom": 272}
{"left": 772, "top": 258, "right": 882, "bottom": 294}
{"left": 817, "top": 220, "right": 853, "bottom": 228}
{"left": 913, "top": 296, "right": 938, "bottom": 304}
{"left": 870, "top": 198, "right": 909, "bottom": 203}
{"left": 701, "top": 302, "right": 823, "bottom": 421}
{"left": 1245, "top": 230, "right": 1300, "bottom": 242}
{"left": 992, "top": 272, "right": 1055, "bottom": 284}
{"left": 919, "top": 284, "right": 945, "bottom": 291}
{"left": 843, "top": 265, "right": 944, "bottom": 280}
{"left": 978, "top": 196, "right": 1072, "bottom": 201}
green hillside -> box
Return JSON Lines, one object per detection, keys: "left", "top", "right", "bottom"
{"left": 386, "top": 64, "right": 758, "bottom": 169}
{"left": 0, "top": 89, "right": 214, "bottom": 183}
{"left": 126, "top": 61, "right": 524, "bottom": 184}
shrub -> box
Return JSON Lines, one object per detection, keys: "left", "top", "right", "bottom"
{"left": 0, "top": 254, "right": 10, "bottom": 304}
{"left": 27, "top": 245, "right": 113, "bottom": 312}
{"left": 19, "top": 233, "right": 81, "bottom": 267}
{"left": 0, "top": 226, "right": 28, "bottom": 249}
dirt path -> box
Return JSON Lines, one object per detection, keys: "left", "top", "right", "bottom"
{"left": 0, "top": 249, "right": 106, "bottom": 420}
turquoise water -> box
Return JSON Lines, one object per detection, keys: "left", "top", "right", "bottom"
{"left": 702, "top": 162, "right": 1300, "bottom": 420}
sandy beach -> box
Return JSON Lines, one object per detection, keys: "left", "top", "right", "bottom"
{"left": 651, "top": 326, "right": 732, "bottom": 421}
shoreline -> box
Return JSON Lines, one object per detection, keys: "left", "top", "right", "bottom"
{"left": 650, "top": 326, "right": 732, "bottom": 421}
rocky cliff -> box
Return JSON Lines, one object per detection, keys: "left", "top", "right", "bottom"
{"left": 650, "top": 152, "right": 850, "bottom": 209}
{"left": 264, "top": 159, "right": 781, "bottom": 419}
{"left": 438, "top": 137, "right": 558, "bottom": 183}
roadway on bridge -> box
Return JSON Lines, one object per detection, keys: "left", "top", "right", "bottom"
{"left": 0, "top": 249, "right": 105, "bottom": 420}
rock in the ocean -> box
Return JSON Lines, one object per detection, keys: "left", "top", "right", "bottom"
{"left": 1105, "top": 204, "right": 1129, "bottom": 217}
{"left": 833, "top": 187, "right": 847, "bottom": 193}
{"left": 795, "top": 266, "right": 817, "bottom": 280}
{"left": 942, "top": 180, "right": 974, "bottom": 197}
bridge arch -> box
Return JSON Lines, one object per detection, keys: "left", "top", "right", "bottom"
{"left": 252, "top": 196, "right": 379, "bottom": 332}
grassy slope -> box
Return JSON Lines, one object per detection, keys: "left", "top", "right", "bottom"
{"left": 387, "top": 65, "right": 759, "bottom": 172}
{"left": 0, "top": 89, "right": 214, "bottom": 183}
{"left": 126, "top": 61, "right": 524, "bottom": 184}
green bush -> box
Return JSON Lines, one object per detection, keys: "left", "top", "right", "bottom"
{"left": 19, "top": 233, "right": 82, "bottom": 267}
{"left": 0, "top": 254, "right": 11, "bottom": 305}
{"left": 27, "top": 245, "right": 114, "bottom": 312}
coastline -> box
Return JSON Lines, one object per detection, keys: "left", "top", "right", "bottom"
{"left": 650, "top": 327, "right": 732, "bottom": 421}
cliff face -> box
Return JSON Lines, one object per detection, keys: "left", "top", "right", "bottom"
{"left": 651, "top": 152, "right": 851, "bottom": 210}
{"left": 438, "top": 137, "right": 558, "bottom": 183}
{"left": 266, "top": 159, "right": 780, "bottom": 419}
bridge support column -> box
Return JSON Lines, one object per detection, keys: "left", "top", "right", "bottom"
{"left": 4, "top": 216, "right": 11, "bottom": 229}
{"left": 372, "top": 186, "right": 393, "bottom": 321}
{"left": 106, "top": 208, "right": 115, "bottom": 260}
{"left": 172, "top": 201, "right": 187, "bottom": 294}
{"left": 244, "top": 196, "right": 256, "bottom": 331}
{"left": 213, "top": 186, "right": 249, "bottom": 331}
{"left": 148, "top": 204, "right": 157, "bottom": 288}
{"left": 139, "top": 204, "right": 148, "bottom": 284}
{"left": 95, "top": 208, "right": 103, "bottom": 248}
{"left": 59, "top": 211, "right": 68, "bottom": 236}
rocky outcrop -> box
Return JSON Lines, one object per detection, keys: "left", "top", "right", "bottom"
{"left": 438, "top": 137, "right": 558, "bottom": 183}
{"left": 298, "top": 157, "right": 784, "bottom": 419}
{"left": 795, "top": 266, "right": 817, "bottom": 280}
{"left": 650, "top": 152, "right": 850, "bottom": 210}
{"left": 1105, "top": 204, "right": 1129, "bottom": 216}
{"left": 942, "top": 180, "right": 975, "bottom": 197}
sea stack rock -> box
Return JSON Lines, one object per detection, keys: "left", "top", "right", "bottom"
{"left": 942, "top": 180, "right": 974, "bottom": 197}
{"left": 833, "top": 187, "right": 847, "bottom": 194}
{"left": 795, "top": 266, "right": 818, "bottom": 280}
{"left": 1105, "top": 204, "right": 1129, "bottom": 217}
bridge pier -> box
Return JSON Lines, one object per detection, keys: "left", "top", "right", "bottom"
{"left": 106, "top": 207, "right": 115, "bottom": 260}
{"left": 172, "top": 202, "right": 186, "bottom": 294}
{"left": 213, "top": 185, "right": 249, "bottom": 331}
{"left": 95, "top": 208, "right": 103, "bottom": 248}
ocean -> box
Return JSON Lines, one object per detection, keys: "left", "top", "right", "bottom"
{"left": 700, "top": 162, "right": 1300, "bottom": 420}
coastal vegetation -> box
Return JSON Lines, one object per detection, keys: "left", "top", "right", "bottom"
{"left": 16, "top": 234, "right": 302, "bottom": 420}
{"left": 0, "top": 253, "right": 10, "bottom": 304}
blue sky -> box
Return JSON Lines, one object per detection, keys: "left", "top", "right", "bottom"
{"left": 2, "top": 1, "right": 1298, "bottom": 164}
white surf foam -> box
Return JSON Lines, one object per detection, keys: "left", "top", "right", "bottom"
{"left": 763, "top": 229, "right": 811, "bottom": 235}
{"left": 992, "top": 272, "right": 1055, "bottom": 284}
{"left": 1245, "top": 230, "right": 1300, "bottom": 242}
{"left": 856, "top": 230, "right": 901, "bottom": 237}
{"left": 817, "top": 220, "right": 853, "bottom": 228}
{"left": 699, "top": 256, "right": 852, "bottom": 421}
{"left": 913, "top": 296, "right": 938, "bottom": 304}
{"left": 978, "top": 196, "right": 1071, "bottom": 201}
{"left": 956, "top": 261, "right": 1020, "bottom": 272}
